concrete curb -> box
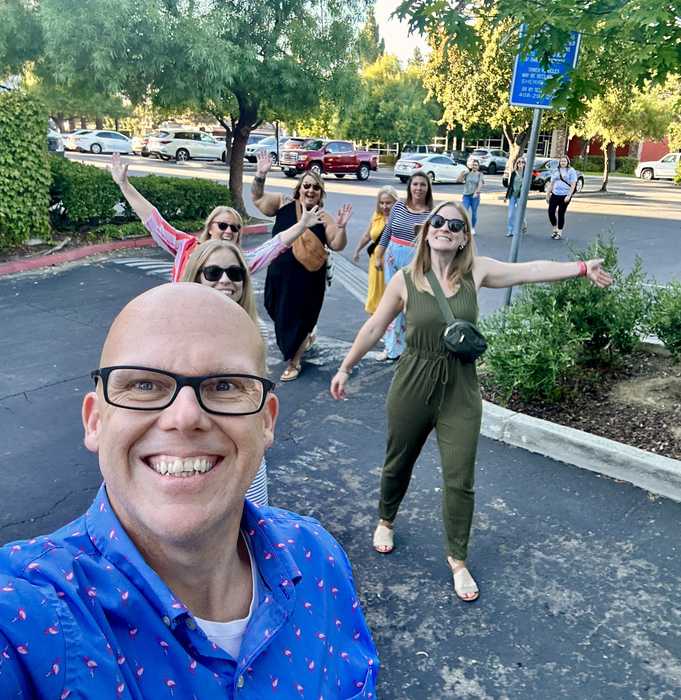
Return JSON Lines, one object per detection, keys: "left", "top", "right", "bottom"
{"left": 481, "top": 400, "right": 681, "bottom": 502}
{"left": 0, "top": 223, "right": 272, "bottom": 277}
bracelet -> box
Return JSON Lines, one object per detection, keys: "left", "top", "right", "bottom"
{"left": 254, "top": 175, "right": 266, "bottom": 184}
{"left": 577, "top": 260, "right": 587, "bottom": 277}
{"left": 338, "top": 367, "right": 352, "bottom": 375}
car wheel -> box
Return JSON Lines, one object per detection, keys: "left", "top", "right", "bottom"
{"left": 176, "top": 148, "right": 190, "bottom": 162}
{"left": 309, "top": 162, "right": 323, "bottom": 176}
{"left": 427, "top": 171, "right": 436, "bottom": 184}
{"left": 284, "top": 170, "right": 297, "bottom": 178}
{"left": 641, "top": 168, "right": 654, "bottom": 180}
{"left": 356, "top": 164, "right": 370, "bottom": 181}
{"left": 141, "top": 152, "right": 149, "bottom": 158}
{"left": 335, "top": 174, "right": 346, "bottom": 179}
{"left": 90, "top": 143, "right": 102, "bottom": 154}
{"left": 270, "top": 152, "right": 278, "bottom": 165}
{"left": 397, "top": 176, "right": 408, "bottom": 183}
{"left": 159, "top": 154, "right": 171, "bottom": 161}
{"left": 487, "top": 162, "right": 497, "bottom": 174}
{"left": 575, "top": 177, "right": 584, "bottom": 193}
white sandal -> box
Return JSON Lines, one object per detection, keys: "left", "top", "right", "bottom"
{"left": 372, "top": 523, "right": 394, "bottom": 554}
{"left": 448, "top": 558, "right": 479, "bottom": 602}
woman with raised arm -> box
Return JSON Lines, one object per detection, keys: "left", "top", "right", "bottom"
{"left": 251, "top": 150, "right": 352, "bottom": 382}
{"left": 330, "top": 200, "right": 612, "bottom": 602}
{"left": 109, "top": 152, "right": 312, "bottom": 281}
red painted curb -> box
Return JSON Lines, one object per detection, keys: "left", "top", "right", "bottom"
{"left": 0, "top": 222, "right": 271, "bottom": 277}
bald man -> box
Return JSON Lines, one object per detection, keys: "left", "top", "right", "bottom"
{"left": 0, "top": 284, "right": 378, "bottom": 699}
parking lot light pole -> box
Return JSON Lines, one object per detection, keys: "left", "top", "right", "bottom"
{"left": 504, "top": 107, "right": 543, "bottom": 307}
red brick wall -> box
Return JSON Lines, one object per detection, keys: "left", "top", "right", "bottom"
{"left": 640, "top": 138, "right": 670, "bottom": 161}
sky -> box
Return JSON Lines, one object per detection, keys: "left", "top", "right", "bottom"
{"left": 374, "top": 0, "right": 430, "bottom": 64}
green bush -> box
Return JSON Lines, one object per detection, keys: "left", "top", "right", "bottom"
{"left": 89, "top": 218, "right": 204, "bottom": 241}
{"left": 49, "top": 157, "right": 120, "bottom": 226}
{"left": 675, "top": 159, "right": 681, "bottom": 185}
{"left": 481, "top": 296, "right": 586, "bottom": 402}
{"left": 649, "top": 282, "right": 681, "bottom": 359}
{"left": 49, "top": 158, "right": 233, "bottom": 229}
{"left": 0, "top": 91, "right": 50, "bottom": 250}
{"left": 380, "top": 154, "right": 397, "bottom": 166}
{"left": 576, "top": 155, "right": 604, "bottom": 173}
{"left": 615, "top": 156, "right": 637, "bottom": 174}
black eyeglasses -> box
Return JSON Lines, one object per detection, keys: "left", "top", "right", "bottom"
{"left": 429, "top": 214, "right": 466, "bottom": 233}
{"left": 301, "top": 183, "right": 321, "bottom": 191}
{"left": 201, "top": 265, "right": 246, "bottom": 283}
{"left": 214, "top": 221, "right": 241, "bottom": 232}
{"left": 91, "top": 366, "right": 275, "bottom": 416}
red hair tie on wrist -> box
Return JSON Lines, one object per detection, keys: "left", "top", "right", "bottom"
{"left": 578, "top": 261, "right": 587, "bottom": 277}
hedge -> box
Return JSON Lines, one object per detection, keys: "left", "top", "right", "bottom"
{"left": 575, "top": 155, "right": 637, "bottom": 174}
{"left": 0, "top": 91, "right": 50, "bottom": 249}
{"left": 49, "top": 158, "right": 234, "bottom": 228}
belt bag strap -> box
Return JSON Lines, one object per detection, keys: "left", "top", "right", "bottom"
{"left": 426, "top": 270, "right": 457, "bottom": 324}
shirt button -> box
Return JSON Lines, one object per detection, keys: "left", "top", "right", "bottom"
{"left": 186, "top": 617, "right": 197, "bottom": 630}
{"left": 162, "top": 615, "right": 171, "bottom": 627}
{"left": 237, "top": 675, "right": 245, "bottom": 689}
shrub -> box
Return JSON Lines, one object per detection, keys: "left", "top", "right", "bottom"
{"left": 49, "top": 157, "right": 120, "bottom": 227}
{"left": 89, "top": 218, "right": 204, "bottom": 241}
{"left": 648, "top": 282, "right": 681, "bottom": 359}
{"left": 615, "top": 156, "right": 637, "bottom": 174}
{"left": 675, "top": 159, "right": 681, "bottom": 185}
{"left": 49, "top": 158, "right": 233, "bottom": 228}
{"left": 481, "top": 295, "right": 586, "bottom": 402}
{"left": 0, "top": 91, "right": 51, "bottom": 250}
{"left": 576, "top": 155, "right": 604, "bottom": 173}
{"left": 380, "top": 154, "right": 397, "bottom": 166}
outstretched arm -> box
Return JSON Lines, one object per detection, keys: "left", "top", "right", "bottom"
{"left": 352, "top": 221, "right": 373, "bottom": 263}
{"left": 110, "top": 152, "right": 155, "bottom": 222}
{"left": 251, "top": 150, "right": 284, "bottom": 216}
{"left": 474, "top": 256, "right": 613, "bottom": 290}
{"left": 322, "top": 204, "right": 351, "bottom": 251}
{"left": 330, "top": 272, "right": 405, "bottom": 399}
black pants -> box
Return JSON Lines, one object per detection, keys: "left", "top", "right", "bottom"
{"left": 548, "top": 193, "right": 570, "bottom": 230}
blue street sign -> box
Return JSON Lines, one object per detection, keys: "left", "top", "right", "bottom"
{"left": 509, "top": 31, "right": 581, "bottom": 109}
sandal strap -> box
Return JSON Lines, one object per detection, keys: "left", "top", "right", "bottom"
{"left": 372, "top": 523, "right": 394, "bottom": 551}
{"left": 452, "top": 566, "right": 479, "bottom": 596}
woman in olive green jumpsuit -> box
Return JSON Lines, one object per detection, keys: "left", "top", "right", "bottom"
{"left": 331, "top": 200, "right": 613, "bottom": 601}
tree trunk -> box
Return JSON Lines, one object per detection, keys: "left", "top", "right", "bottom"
{"left": 80, "top": 116, "right": 87, "bottom": 129}
{"left": 55, "top": 113, "right": 65, "bottom": 132}
{"left": 504, "top": 125, "right": 531, "bottom": 170}
{"left": 115, "top": 118, "right": 120, "bottom": 132}
{"left": 600, "top": 141, "right": 611, "bottom": 192}
{"left": 229, "top": 97, "right": 259, "bottom": 215}
{"left": 68, "top": 117, "right": 77, "bottom": 132}
{"left": 95, "top": 117, "right": 103, "bottom": 130}
{"left": 608, "top": 143, "right": 616, "bottom": 173}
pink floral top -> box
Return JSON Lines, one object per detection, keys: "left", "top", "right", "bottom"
{"left": 144, "top": 208, "right": 288, "bottom": 281}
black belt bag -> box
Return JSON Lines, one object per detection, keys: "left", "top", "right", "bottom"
{"left": 426, "top": 270, "right": 487, "bottom": 363}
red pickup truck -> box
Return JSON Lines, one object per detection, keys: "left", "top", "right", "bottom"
{"left": 279, "top": 139, "right": 378, "bottom": 181}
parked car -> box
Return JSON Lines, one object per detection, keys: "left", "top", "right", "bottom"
{"left": 394, "top": 154, "right": 468, "bottom": 184}
{"left": 62, "top": 129, "right": 92, "bottom": 149}
{"left": 245, "top": 135, "right": 288, "bottom": 164}
{"left": 635, "top": 153, "right": 680, "bottom": 180}
{"left": 467, "top": 148, "right": 508, "bottom": 174}
{"left": 132, "top": 132, "right": 157, "bottom": 156}
{"left": 146, "top": 129, "right": 226, "bottom": 162}
{"left": 502, "top": 157, "right": 584, "bottom": 193}
{"left": 448, "top": 149, "right": 473, "bottom": 166}
{"left": 402, "top": 144, "right": 436, "bottom": 156}
{"left": 279, "top": 139, "right": 378, "bottom": 180}
{"left": 64, "top": 129, "right": 132, "bottom": 154}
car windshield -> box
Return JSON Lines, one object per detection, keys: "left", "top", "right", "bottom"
{"left": 402, "top": 154, "right": 426, "bottom": 161}
{"left": 302, "top": 139, "right": 325, "bottom": 150}
{"left": 472, "top": 149, "right": 488, "bottom": 155}
{"left": 256, "top": 136, "right": 275, "bottom": 146}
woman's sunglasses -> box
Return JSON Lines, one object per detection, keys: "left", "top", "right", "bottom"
{"left": 429, "top": 214, "right": 466, "bottom": 233}
{"left": 301, "top": 183, "right": 321, "bottom": 191}
{"left": 201, "top": 265, "right": 246, "bottom": 283}
{"left": 213, "top": 221, "right": 241, "bottom": 232}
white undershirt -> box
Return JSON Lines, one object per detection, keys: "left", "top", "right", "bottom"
{"left": 194, "top": 533, "right": 258, "bottom": 660}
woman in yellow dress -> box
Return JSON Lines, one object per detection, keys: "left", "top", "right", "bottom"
{"left": 352, "top": 185, "right": 399, "bottom": 314}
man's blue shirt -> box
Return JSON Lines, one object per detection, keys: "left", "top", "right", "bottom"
{"left": 0, "top": 485, "right": 378, "bottom": 698}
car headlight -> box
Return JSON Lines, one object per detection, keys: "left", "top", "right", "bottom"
{"left": 297, "top": 153, "right": 306, "bottom": 161}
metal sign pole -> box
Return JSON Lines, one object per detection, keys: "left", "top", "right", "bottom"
{"left": 504, "top": 107, "right": 543, "bottom": 306}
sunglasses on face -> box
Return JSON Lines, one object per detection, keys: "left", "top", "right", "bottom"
{"left": 429, "top": 214, "right": 466, "bottom": 233}
{"left": 301, "top": 183, "right": 321, "bottom": 192}
{"left": 213, "top": 221, "right": 241, "bottom": 233}
{"left": 201, "top": 265, "right": 246, "bottom": 283}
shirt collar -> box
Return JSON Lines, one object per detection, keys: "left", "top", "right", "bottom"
{"left": 85, "top": 485, "right": 303, "bottom": 623}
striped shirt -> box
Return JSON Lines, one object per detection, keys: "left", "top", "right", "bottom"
{"left": 245, "top": 457, "right": 269, "bottom": 506}
{"left": 144, "top": 208, "right": 288, "bottom": 281}
{"left": 378, "top": 200, "right": 431, "bottom": 248}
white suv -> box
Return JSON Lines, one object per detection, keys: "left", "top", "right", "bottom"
{"left": 635, "top": 153, "right": 680, "bottom": 180}
{"left": 148, "top": 130, "right": 227, "bottom": 162}
{"left": 467, "top": 148, "right": 508, "bottom": 174}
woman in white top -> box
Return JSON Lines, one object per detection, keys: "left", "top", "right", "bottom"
{"left": 546, "top": 155, "right": 578, "bottom": 240}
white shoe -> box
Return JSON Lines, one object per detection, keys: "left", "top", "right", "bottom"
{"left": 471, "top": 227, "right": 476, "bottom": 236}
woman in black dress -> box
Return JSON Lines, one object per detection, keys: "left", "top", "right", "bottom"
{"left": 251, "top": 151, "right": 352, "bottom": 381}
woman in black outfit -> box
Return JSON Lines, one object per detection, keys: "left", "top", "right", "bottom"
{"left": 251, "top": 151, "right": 352, "bottom": 381}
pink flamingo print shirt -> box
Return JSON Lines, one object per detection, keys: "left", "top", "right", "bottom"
{"left": 0, "top": 485, "right": 378, "bottom": 698}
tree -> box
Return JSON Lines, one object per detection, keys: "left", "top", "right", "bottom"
{"left": 423, "top": 19, "right": 563, "bottom": 164}
{"left": 340, "top": 54, "right": 440, "bottom": 154}
{"left": 357, "top": 6, "right": 385, "bottom": 65}
{"left": 2, "top": 0, "right": 365, "bottom": 213}
{"left": 573, "top": 87, "right": 673, "bottom": 190}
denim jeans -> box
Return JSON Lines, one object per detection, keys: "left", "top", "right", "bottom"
{"left": 462, "top": 194, "right": 480, "bottom": 228}
{"left": 507, "top": 195, "right": 520, "bottom": 234}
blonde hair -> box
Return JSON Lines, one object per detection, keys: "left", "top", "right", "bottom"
{"left": 375, "top": 185, "right": 399, "bottom": 214}
{"left": 180, "top": 240, "right": 258, "bottom": 324}
{"left": 409, "top": 201, "right": 476, "bottom": 294}
{"left": 198, "top": 206, "right": 244, "bottom": 244}
{"left": 292, "top": 170, "right": 326, "bottom": 207}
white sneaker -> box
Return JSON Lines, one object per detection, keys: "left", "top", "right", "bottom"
{"left": 471, "top": 227, "right": 476, "bottom": 236}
